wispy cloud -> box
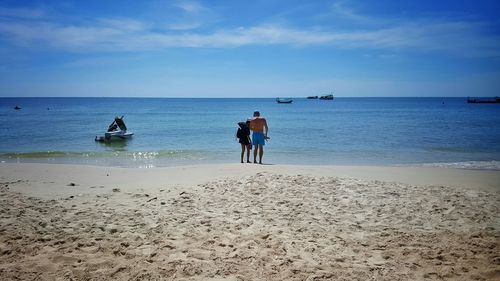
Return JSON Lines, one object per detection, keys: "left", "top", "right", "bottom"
{"left": 329, "top": 0, "right": 375, "bottom": 24}
{"left": 0, "top": 7, "right": 46, "bottom": 19}
{"left": 165, "top": 22, "right": 203, "bottom": 31}
{"left": 174, "top": 1, "right": 206, "bottom": 14}
{"left": 163, "top": 0, "right": 215, "bottom": 31}
{"left": 97, "top": 18, "right": 146, "bottom": 32}
{"left": 0, "top": 4, "right": 498, "bottom": 57}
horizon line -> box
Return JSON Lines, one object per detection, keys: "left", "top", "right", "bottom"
{"left": 0, "top": 96, "right": 486, "bottom": 99}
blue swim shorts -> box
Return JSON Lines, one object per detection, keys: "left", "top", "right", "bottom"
{"left": 252, "top": 132, "right": 266, "bottom": 146}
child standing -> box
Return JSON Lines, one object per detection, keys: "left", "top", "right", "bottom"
{"left": 236, "top": 121, "right": 252, "bottom": 163}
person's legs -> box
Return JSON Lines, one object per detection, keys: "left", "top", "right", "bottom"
{"left": 253, "top": 145, "right": 258, "bottom": 163}
{"left": 240, "top": 144, "right": 245, "bottom": 163}
{"left": 259, "top": 144, "right": 264, "bottom": 164}
{"left": 246, "top": 145, "right": 251, "bottom": 163}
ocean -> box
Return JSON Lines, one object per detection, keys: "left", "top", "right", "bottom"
{"left": 1, "top": 97, "right": 499, "bottom": 169}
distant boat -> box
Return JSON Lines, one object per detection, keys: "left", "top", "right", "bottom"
{"left": 307, "top": 96, "right": 318, "bottom": 99}
{"left": 467, "top": 97, "right": 500, "bottom": 104}
{"left": 14, "top": 105, "right": 21, "bottom": 110}
{"left": 319, "top": 94, "right": 334, "bottom": 100}
{"left": 276, "top": 98, "right": 293, "bottom": 104}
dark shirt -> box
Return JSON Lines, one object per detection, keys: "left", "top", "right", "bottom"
{"left": 236, "top": 125, "right": 251, "bottom": 145}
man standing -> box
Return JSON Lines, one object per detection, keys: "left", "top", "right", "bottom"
{"left": 249, "top": 111, "right": 269, "bottom": 164}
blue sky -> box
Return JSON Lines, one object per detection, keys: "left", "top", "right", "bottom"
{"left": 0, "top": 0, "right": 499, "bottom": 97}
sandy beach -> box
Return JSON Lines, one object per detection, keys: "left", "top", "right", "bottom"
{"left": 0, "top": 163, "right": 499, "bottom": 280}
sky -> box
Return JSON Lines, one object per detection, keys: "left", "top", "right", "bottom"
{"left": 0, "top": 0, "right": 499, "bottom": 97}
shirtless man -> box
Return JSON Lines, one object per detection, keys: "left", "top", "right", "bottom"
{"left": 249, "top": 111, "right": 269, "bottom": 164}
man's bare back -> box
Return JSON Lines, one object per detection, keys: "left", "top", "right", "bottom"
{"left": 250, "top": 117, "right": 267, "bottom": 133}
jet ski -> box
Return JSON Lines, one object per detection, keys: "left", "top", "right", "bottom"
{"left": 95, "top": 116, "right": 134, "bottom": 142}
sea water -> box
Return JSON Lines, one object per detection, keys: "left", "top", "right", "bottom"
{"left": 1, "top": 97, "right": 499, "bottom": 169}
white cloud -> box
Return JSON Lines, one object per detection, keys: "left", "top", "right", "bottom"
{"left": 0, "top": 6, "right": 499, "bottom": 57}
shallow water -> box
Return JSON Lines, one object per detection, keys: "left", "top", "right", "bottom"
{"left": 1, "top": 97, "right": 499, "bottom": 168}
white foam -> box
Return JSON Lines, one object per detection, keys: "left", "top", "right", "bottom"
{"left": 419, "top": 160, "right": 500, "bottom": 171}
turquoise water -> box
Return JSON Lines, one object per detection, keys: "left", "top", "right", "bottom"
{"left": 1, "top": 97, "right": 499, "bottom": 168}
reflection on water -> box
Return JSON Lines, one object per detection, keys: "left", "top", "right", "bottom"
{"left": 0, "top": 146, "right": 224, "bottom": 168}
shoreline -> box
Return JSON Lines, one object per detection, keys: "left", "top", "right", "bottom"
{"left": 2, "top": 153, "right": 500, "bottom": 171}
{"left": 1, "top": 162, "right": 499, "bottom": 198}
{"left": 1, "top": 162, "right": 499, "bottom": 280}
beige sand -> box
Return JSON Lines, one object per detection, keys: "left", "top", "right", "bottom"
{"left": 0, "top": 163, "right": 499, "bottom": 280}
